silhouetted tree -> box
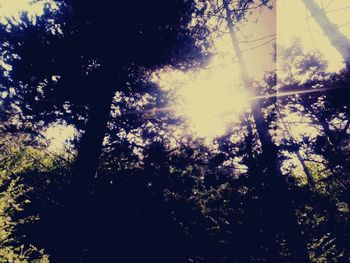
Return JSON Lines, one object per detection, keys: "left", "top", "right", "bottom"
{"left": 1, "top": 0, "right": 206, "bottom": 261}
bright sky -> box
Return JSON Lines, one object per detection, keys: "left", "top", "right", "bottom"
{"left": 153, "top": 65, "right": 249, "bottom": 138}
{"left": 277, "top": 0, "right": 350, "bottom": 72}
{"left": 42, "top": 123, "right": 76, "bottom": 153}
{"left": 0, "top": 0, "right": 48, "bottom": 23}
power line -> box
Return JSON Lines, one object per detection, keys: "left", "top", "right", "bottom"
{"left": 338, "top": 20, "right": 350, "bottom": 28}
{"left": 304, "top": 5, "right": 350, "bottom": 20}
{"left": 239, "top": 33, "right": 276, "bottom": 43}
{"left": 241, "top": 37, "right": 276, "bottom": 53}
{"left": 324, "top": 0, "right": 334, "bottom": 10}
{"left": 325, "top": 5, "right": 350, "bottom": 14}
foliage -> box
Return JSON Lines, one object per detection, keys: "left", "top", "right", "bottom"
{"left": 0, "top": 129, "right": 53, "bottom": 262}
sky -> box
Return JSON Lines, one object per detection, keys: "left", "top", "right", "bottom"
{"left": 236, "top": 0, "right": 350, "bottom": 78}
{"left": 42, "top": 123, "right": 76, "bottom": 153}
{"left": 0, "top": 0, "right": 48, "bottom": 23}
{"left": 277, "top": 0, "right": 350, "bottom": 72}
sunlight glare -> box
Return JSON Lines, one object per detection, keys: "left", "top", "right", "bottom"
{"left": 154, "top": 65, "right": 249, "bottom": 138}
{"left": 177, "top": 70, "right": 248, "bottom": 137}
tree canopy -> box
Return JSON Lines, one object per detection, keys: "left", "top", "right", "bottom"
{"left": 0, "top": 0, "right": 349, "bottom": 262}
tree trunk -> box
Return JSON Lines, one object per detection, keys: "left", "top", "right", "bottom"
{"left": 301, "top": 0, "right": 350, "bottom": 70}
{"left": 70, "top": 77, "right": 115, "bottom": 204}
{"left": 223, "top": 1, "right": 311, "bottom": 261}
{"left": 63, "top": 70, "right": 116, "bottom": 262}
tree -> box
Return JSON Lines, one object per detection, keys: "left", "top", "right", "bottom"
{"left": 1, "top": 0, "right": 206, "bottom": 261}
{"left": 0, "top": 120, "right": 55, "bottom": 263}
{"left": 221, "top": 0, "right": 311, "bottom": 261}
{"left": 2, "top": 1, "right": 349, "bottom": 262}
{"left": 277, "top": 34, "right": 350, "bottom": 263}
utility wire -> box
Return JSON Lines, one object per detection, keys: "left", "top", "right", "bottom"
{"left": 241, "top": 37, "right": 276, "bottom": 53}
{"left": 324, "top": 0, "right": 334, "bottom": 10}
{"left": 304, "top": 6, "right": 350, "bottom": 20}
{"left": 338, "top": 20, "right": 350, "bottom": 28}
{"left": 239, "top": 33, "right": 276, "bottom": 43}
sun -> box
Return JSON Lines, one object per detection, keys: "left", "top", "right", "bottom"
{"left": 177, "top": 70, "right": 248, "bottom": 137}
{"left": 154, "top": 64, "right": 249, "bottom": 138}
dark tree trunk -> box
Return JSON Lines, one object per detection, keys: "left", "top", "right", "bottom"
{"left": 70, "top": 77, "right": 115, "bottom": 204}
{"left": 251, "top": 99, "right": 311, "bottom": 262}
{"left": 223, "top": 1, "right": 311, "bottom": 261}
{"left": 62, "top": 70, "right": 116, "bottom": 262}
